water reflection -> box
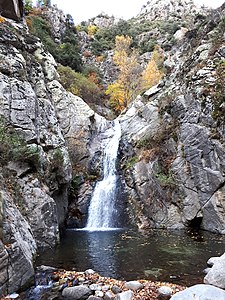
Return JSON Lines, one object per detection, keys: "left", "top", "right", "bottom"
{"left": 86, "top": 231, "right": 118, "bottom": 277}
{"left": 36, "top": 229, "right": 225, "bottom": 286}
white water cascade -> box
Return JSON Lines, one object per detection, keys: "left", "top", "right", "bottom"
{"left": 85, "top": 119, "right": 121, "bottom": 231}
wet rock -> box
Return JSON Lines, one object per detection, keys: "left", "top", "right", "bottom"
{"left": 124, "top": 281, "right": 143, "bottom": 291}
{"left": 105, "top": 291, "right": 115, "bottom": 300}
{"left": 8, "top": 293, "right": 20, "bottom": 299}
{"left": 62, "top": 286, "right": 92, "bottom": 300}
{"left": 111, "top": 285, "right": 122, "bottom": 294}
{"left": 157, "top": 286, "right": 173, "bottom": 299}
{"left": 204, "top": 253, "right": 225, "bottom": 288}
{"left": 38, "top": 265, "right": 57, "bottom": 272}
{"left": 170, "top": 284, "right": 225, "bottom": 300}
{"left": 115, "top": 290, "right": 133, "bottom": 300}
{"left": 85, "top": 269, "right": 96, "bottom": 275}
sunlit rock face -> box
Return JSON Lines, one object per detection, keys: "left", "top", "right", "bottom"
{"left": 118, "top": 4, "right": 225, "bottom": 233}
{"left": 138, "top": 0, "right": 206, "bottom": 22}
{"left": 0, "top": 15, "right": 73, "bottom": 295}
{"left": 0, "top": 0, "right": 24, "bottom": 21}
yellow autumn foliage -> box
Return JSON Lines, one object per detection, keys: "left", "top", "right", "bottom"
{"left": 105, "top": 82, "right": 126, "bottom": 112}
{"left": 0, "top": 16, "right": 5, "bottom": 23}
{"left": 142, "top": 45, "right": 164, "bottom": 90}
{"left": 106, "top": 35, "right": 142, "bottom": 112}
{"left": 87, "top": 25, "right": 98, "bottom": 36}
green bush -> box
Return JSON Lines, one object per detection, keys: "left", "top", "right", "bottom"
{"left": 139, "top": 39, "right": 157, "bottom": 54}
{"left": 58, "top": 64, "right": 104, "bottom": 105}
{"left": 124, "top": 156, "right": 139, "bottom": 170}
{"left": 0, "top": 118, "right": 40, "bottom": 167}
{"left": 27, "top": 15, "right": 82, "bottom": 72}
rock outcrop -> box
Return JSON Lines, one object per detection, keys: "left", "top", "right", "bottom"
{"left": 170, "top": 284, "right": 225, "bottom": 300}
{"left": 119, "top": 4, "right": 225, "bottom": 233}
{"left": 204, "top": 253, "right": 225, "bottom": 289}
{"left": 138, "top": 0, "right": 206, "bottom": 22}
{"left": 0, "top": 0, "right": 24, "bottom": 21}
{"left": 0, "top": 11, "right": 116, "bottom": 295}
{"left": 0, "top": 16, "right": 74, "bottom": 295}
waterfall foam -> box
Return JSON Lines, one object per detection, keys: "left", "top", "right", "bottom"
{"left": 85, "top": 119, "right": 121, "bottom": 231}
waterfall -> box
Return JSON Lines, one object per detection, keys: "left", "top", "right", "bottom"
{"left": 85, "top": 119, "right": 121, "bottom": 231}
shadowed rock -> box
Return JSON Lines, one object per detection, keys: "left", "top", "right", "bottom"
{"left": 0, "top": 0, "right": 24, "bottom": 21}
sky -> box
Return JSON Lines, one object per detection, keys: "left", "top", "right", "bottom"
{"left": 33, "top": 0, "right": 225, "bottom": 24}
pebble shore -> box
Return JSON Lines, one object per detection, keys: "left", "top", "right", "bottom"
{"left": 1, "top": 268, "right": 185, "bottom": 300}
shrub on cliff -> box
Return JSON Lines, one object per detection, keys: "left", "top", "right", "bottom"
{"left": 0, "top": 118, "right": 40, "bottom": 167}
{"left": 26, "top": 14, "right": 82, "bottom": 72}
{"left": 57, "top": 65, "right": 104, "bottom": 106}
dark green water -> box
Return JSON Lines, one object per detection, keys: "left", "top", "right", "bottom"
{"left": 36, "top": 229, "right": 225, "bottom": 286}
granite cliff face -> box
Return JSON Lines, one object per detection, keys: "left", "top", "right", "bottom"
{"left": 1, "top": 0, "right": 225, "bottom": 296}
{"left": 0, "top": 16, "right": 72, "bottom": 294}
{"left": 0, "top": 7, "right": 113, "bottom": 294}
{"left": 119, "top": 4, "right": 225, "bottom": 233}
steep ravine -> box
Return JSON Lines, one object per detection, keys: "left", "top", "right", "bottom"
{"left": 1, "top": 0, "right": 225, "bottom": 297}
{"left": 0, "top": 15, "right": 110, "bottom": 296}
{"left": 118, "top": 4, "right": 225, "bottom": 233}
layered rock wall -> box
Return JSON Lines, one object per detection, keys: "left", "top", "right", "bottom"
{"left": 119, "top": 6, "right": 225, "bottom": 233}
{"left": 0, "top": 17, "right": 73, "bottom": 295}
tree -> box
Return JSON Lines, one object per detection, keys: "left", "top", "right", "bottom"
{"left": 106, "top": 35, "right": 142, "bottom": 112}
{"left": 24, "top": 0, "right": 33, "bottom": 14}
{"left": 36, "top": 0, "right": 51, "bottom": 7}
{"left": 142, "top": 45, "right": 164, "bottom": 91}
{"left": 87, "top": 25, "right": 98, "bottom": 36}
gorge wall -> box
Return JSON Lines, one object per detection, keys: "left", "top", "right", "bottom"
{"left": 118, "top": 4, "right": 225, "bottom": 233}
{"left": 0, "top": 11, "right": 106, "bottom": 296}
{"left": 1, "top": 0, "right": 225, "bottom": 296}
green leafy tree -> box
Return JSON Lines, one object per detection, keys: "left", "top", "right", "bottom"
{"left": 27, "top": 15, "right": 82, "bottom": 72}
{"left": 24, "top": 0, "right": 33, "bottom": 14}
{"left": 36, "top": 0, "right": 51, "bottom": 7}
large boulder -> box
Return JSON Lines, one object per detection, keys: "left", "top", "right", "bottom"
{"left": 0, "top": 188, "right": 37, "bottom": 294}
{"left": 204, "top": 253, "right": 225, "bottom": 289}
{"left": 170, "top": 284, "right": 225, "bottom": 300}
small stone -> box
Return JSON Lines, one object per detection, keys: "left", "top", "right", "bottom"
{"left": 59, "top": 278, "right": 68, "bottom": 285}
{"left": 52, "top": 274, "right": 60, "bottom": 281}
{"left": 95, "top": 291, "right": 104, "bottom": 297}
{"left": 85, "top": 269, "right": 95, "bottom": 275}
{"left": 115, "top": 290, "right": 133, "bottom": 300}
{"left": 111, "top": 285, "right": 122, "bottom": 294}
{"left": 102, "top": 285, "right": 110, "bottom": 292}
{"left": 72, "top": 279, "right": 79, "bottom": 286}
{"left": 90, "top": 284, "right": 102, "bottom": 291}
{"left": 78, "top": 277, "right": 86, "bottom": 282}
{"left": 105, "top": 291, "right": 115, "bottom": 300}
{"left": 88, "top": 296, "right": 103, "bottom": 300}
{"left": 38, "top": 265, "right": 57, "bottom": 272}
{"left": 62, "top": 286, "right": 91, "bottom": 299}
{"left": 8, "top": 293, "right": 20, "bottom": 299}
{"left": 157, "top": 286, "right": 173, "bottom": 299}
{"left": 124, "top": 281, "right": 143, "bottom": 291}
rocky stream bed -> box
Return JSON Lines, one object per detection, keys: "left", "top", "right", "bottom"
{"left": 1, "top": 267, "right": 185, "bottom": 300}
